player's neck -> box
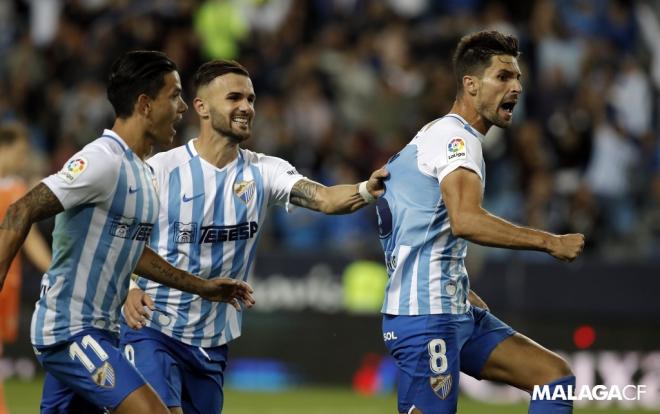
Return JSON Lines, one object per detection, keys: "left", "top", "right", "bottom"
{"left": 449, "top": 98, "right": 491, "bottom": 135}
{"left": 111, "top": 119, "right": 152, "bottom": 160}
{"left": 194, "top": 131, "right": 239, "bottom": 169}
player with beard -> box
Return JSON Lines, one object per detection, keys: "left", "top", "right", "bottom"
{"left": 0, "top": 51, "right": 255, "bottom": 414}
{"left": 120, "top": 60, "right": 387, "bottom": 414}
{"left": 377, "top": 31, "right": 584, "bottom": 413}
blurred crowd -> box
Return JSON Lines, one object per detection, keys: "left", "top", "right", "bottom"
{"left": 1, "top": 0, "right": 659, "bottom": 260}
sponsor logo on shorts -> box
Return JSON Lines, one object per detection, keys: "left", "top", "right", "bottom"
{"left": 383, "top": 331, "right": 398, "bottom": 341}
{"left": 430, "top": 374, "right": 453, "bottom": 400}
{"left": 92, "top": 361, "right": 115, "bottom": 389}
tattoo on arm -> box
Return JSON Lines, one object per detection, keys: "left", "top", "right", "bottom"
{"left": 290, "top": 180, "right": 323, "bottom": 211}
{"left": 0, "top": 183, "right": 63, "bottom": 232}
{"left": 138, "top": 247, "right": 201, "bottom": 294}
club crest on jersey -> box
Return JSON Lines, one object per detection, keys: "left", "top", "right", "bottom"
{"left": 234, "top": 180, "right": 256, "bottom": 204}
{"left": 430, "top": 374, "right": 453, "bottom": 400}
{"left": 57, "top": 157, "right": 88, "bottom": 183}
{"left": 92, "top": 361, "right": 115, "bottom": 389}
{"left": 447, "top": 138, "right": 467, "bottom": 161}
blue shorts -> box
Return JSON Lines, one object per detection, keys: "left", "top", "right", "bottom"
{"left": 119, "top": 321, "right": 228, "bottom": 414}
{"left": 382, "top": 307, "right": 515, "bottom": 414}
{"left": 34, "top": 328, "right": 147, "bottom": 413}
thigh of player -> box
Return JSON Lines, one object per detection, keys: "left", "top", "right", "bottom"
{"left": 461, "top": 307, "right": 570, "bottom": 391}
{"left": 122, "top": 328, "right": 228, "bottom": 413}
{"left": 34, "top": 328, "right": 148, "bottom": 412}
{"left": 382, "top": 313, "right": 473, "bottom": 414}
{"left": 178, "top": 342, "right": 228, "bottom": 414}
{"left": 459, "top": 306, "right": 516, "bottom": 380}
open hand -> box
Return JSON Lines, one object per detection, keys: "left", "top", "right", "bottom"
{"left": 201, "top": 278, "right": 256, "bottom": 310}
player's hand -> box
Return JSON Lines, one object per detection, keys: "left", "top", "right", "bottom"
{"left": 200, "top": 278, "right": 255, "bottom": 310}
{"left": 123, "top": 288, "right": 154, "bottom": 329}
{"left": 548, "top": 233, "right": 585, "bottom": 262}
{"left": 367, "top": 167, "right": 389, "bottom": 198}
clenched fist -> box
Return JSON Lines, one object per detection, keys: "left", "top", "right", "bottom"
{"left": 547, "top": 233, "right": 585, "bottom": 262}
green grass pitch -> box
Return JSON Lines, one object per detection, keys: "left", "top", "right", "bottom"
{"left": 5, "top": 378, "right": 659, "bottom": 413}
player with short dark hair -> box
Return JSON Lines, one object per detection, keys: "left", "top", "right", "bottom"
{"left": 0, "top": 51, "right": 255, "bottom": 414}
{"left": 378, "top": 30, "right": 584, "bottom": 414}
{"left": 119, "top": 58, "right": 387, "bottom": 414}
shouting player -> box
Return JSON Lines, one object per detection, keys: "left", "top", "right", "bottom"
{"left": 120, "top": 59, "right": 387, "bottom": 414}
{"left": 0, "top": 51, "right": 255, "bottom": 414}
{"left": 377, "top": 31, "right": 584, "bottom": 414}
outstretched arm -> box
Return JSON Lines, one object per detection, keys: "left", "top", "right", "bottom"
{"left": 134, "top": 246, "right": 255, "bottom": 309}
{"left": 441, "top": 168, "right": 584, "bottom": 261}
{"left": 289, "top": 167, "right": 388, "bottom": 214}
{"left": 0, "top": 183, "right": 63, "bottom": 289}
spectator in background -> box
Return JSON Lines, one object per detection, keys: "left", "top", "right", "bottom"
{"left": 0, "top": 123, "right": 51, "bottom": 414}
{"left": 0, "top": 0, "right": 658, "bottom": 259}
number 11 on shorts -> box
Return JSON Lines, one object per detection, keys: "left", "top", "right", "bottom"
{"left": 428, "top": 338, "right": 448, "bottom": 374}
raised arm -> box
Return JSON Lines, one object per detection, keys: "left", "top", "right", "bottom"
{"left": 289, "top": 167, "right": 388, "bottom": 214}
{"left": 0, "top": 183, "right": 63, "bottom": 288}
{"left": 134, "top": 246, "right": 255, "bottom": 309}
{"left": 441, "top": 167, "right": 584, "bottom": 261}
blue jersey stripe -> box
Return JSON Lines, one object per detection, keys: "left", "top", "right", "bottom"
{"left": 33, "top": 272, "right": 58, "bottom": 341}
{"left": 242, "top": 165, "right": 265, "bottom": 281}
{"left": 210, "top": 170, "right": 228, "bottom": 340}
{"left": 440, "top": 233, "right": 457, "bottom": 314}
{"left": 230, "top": 154, "right": 248, "bottom": 279}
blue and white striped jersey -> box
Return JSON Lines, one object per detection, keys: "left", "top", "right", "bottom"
{"left": 135, "top": 140, "right": 304, "bottom": 347}
{"left": 378, "top": 114, "right": 486, "bottom": 316}
{"left": 32, "top": 129, "right": 159, "bottom": 346}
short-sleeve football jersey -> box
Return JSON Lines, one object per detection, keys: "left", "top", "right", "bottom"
{"left": 31, "top": 130, "right": 159, "bottom": 346}
{"left": 136, "top": 139, "right": 304, "bottom": 347}
{"left": 377, "top": 114, "right": 486, "bottom": 316}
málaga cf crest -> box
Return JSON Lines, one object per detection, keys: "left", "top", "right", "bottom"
{"left": 430, "top": 374, "right": 453, "bottom": 400}
{"left": 92, "top": 361, "right": 116, "bottom": 388}
{"left": 233, "top": 180, "right": 256, "bottom": 204}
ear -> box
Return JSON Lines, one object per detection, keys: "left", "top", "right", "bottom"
{"left": 136, "top": 94, "right": 152, "bottom": 116}
{"left": 193, "top": 97, "right": 209, "bottom": 119}
{"left": 463, "top": 75, "right": 479, "bottom": 96}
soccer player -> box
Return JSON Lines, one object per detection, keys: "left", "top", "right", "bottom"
{"left": 120, "top": 59, "right": 386, "bottom": 414}
{"left": 0, "top": 51, "right": 255, "bottom": 414}
{"left": 377, "top": 31, "right": 584, "bottom": 414}
{"left": 0, "top": 123, "right": 52, "bottom": 414}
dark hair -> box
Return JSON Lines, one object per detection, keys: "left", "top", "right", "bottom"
{"left": 452, "top": 30, "right": 519, "bottom": 94}
{"left": 107, "top": 50, "right": 177, "bottom": 118}
{"left": 0, "top": 122, "right": 27, "bottom": 147}
{"left": 194, "top": 60, "right": 250, "bottom": 92}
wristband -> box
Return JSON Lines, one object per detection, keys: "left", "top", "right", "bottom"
{"left": 358, "top": 181, "right": 376, "bottom": 204}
